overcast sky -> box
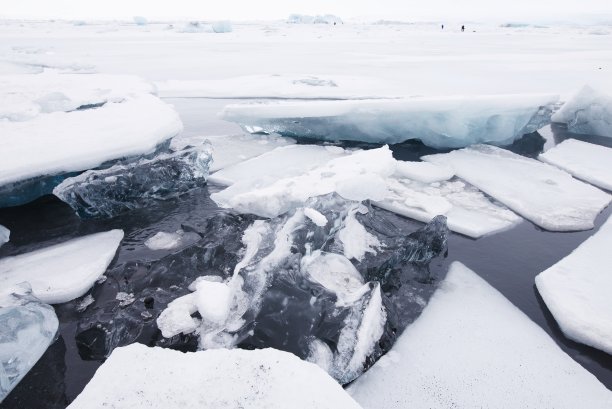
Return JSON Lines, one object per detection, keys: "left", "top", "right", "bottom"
{"left": 1, "top": 0, "right": 611, "bottom": 23}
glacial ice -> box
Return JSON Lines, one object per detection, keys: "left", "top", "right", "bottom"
{"left": 348, "top": 262, "right": 612, "bottom": 409}
{"left": 67, "top": 344, "right": 362, "bottom": 409}
{"left": 424, "top": 145, "right": 611, "bottom": 231}
{"left": 0, "top": 230, "right": 123, "bottom": 304}
{"left": 221, "top": 94, "right": 558, "bottom": 148}
{"left": 211, "top": 20, "right": 233, "bottom": 33}
{"left": 0, "top": 225, "right": 9, "bottom": 248}
{"left": 53, "top": 143, "right": 212, "bottom": 218}
{"left": 539, "top": 139, "right": 612, "bottom": 191}
{"left": 535, "top": 215, "right": 612, "bottom": 354}
{"left": 552, "top": 86, "right": 612, "bottom": 137}
{"left": 0, "top": 284, "right": 59, "bottom": 402}
{"left": 0, "top": 94, "right": 183, "bottom": 207}
{"left": 287, "top": 14, "right": 343, "bottom": 24}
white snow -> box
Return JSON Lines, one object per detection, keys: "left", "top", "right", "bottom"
{"left": 539, "top": 139, "right": 612, "bottom": 191}
{"left": 0, "top": 230, "right": 124, "bottom": 304}
{"left": 424, "top": 145, "right": 611, "bottom": 231}
{"left": 221, "top": 94, "right": 558, "bottom": 148}
{"left": 68, "top": 344, "right": 362, "bottom": 409}
{"left": 348, "top": 262, "right": 612, "bottom": 409}
{"left": 0, "top": 224, "right": 9, "bottom": 247}
{"left": 194, "top": 280, "right": 233, "bottom": 325}
{"left": 535, "top": 215, "right": 612, "bottom": 354}
{"left": 552, "top": 86, "right": 612, "bottom": 137}
{"left": 303, "top": 207, "right": 328, "bottom": 226}
{"left": 144, "top": 231, "right": 184, "bottom": 250}
{"left": 0, "top": 94, "right": 183, "bottom": 188}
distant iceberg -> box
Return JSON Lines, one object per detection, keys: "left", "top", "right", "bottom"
{"left": 287, "top": 14, "right": 343, "bottom": 24}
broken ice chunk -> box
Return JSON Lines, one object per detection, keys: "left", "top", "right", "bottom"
{"left": 394, "top": 161, "right": 454, "bottom": 183}
{"left": 0, "top": 230, "right": 123, "bottom": 304}
{"left": 424, "top": 145, "right": 611, "bottom": 231}
{"left": 156, "top": 293, "right": 200, "bottom": 338}
{"left": 0, "top": 225, "right": 9, "bottom": 247}
{"left": 552, "top": 86, "right": 612, "bottom": 137}
{"left": 144, "top": 230, "right": 185, "bottom": 251}
{"left": 194, "top": 280, "right": 232, "bottom": 325}
{"left": 303, "top": 207, "right": 328, "bottom": 226}
{"left": 75, "top": 294, "right": 95, "bottom": 313}
{"left": 337, "top": 204, "right": 382, "bottom": 261}
{"left": 54, "top": 143, "right": 212, "bottom": 218}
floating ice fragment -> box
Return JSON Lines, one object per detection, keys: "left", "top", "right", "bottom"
{"left": 338, "top": 204, "right": 382, "bottom": 261}
{"left": 194, "top": 280, "right": 232, "bottom": 325}
{"left": 304, "top": 207, "right": 328, "bottom": 226}
{"left": 76, "top": 294, "right": 95, "bottom": 313}
{"left": 115, "top": 292, "right": 135, "bottom": 307}
{"left": 0, "top": 225, "right": 9, "bottom": 247}
{"left": 552, "top": 86, "right": 612, "bottom": 137}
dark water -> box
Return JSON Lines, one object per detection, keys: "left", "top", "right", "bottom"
{"left": 1, "top": 99, "right": 611, "bottom": 408}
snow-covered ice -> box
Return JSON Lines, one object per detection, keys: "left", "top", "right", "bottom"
{"left": 0, "top": 225, "right": 9, "bottom": 247}
{"left": 0, "top": 230, "right": 123, "bottom": 304}
{"left": 337, "top": 204, "right": 382, "bottom": 261}
{"left": 552, "top": 86, "right": 612, "bottom": 137}
{"left": 535, "top": 215, "right": 612, "bottom": 354}
{"left": 222, "top": 94, "right": 558, "bottom": 148}
{"left": 393, "top": 161, "right": 454, "bottom": 183}
{"left": 539, "top": 139, "right": 612, "bottom": 191}
{"left": 144, "top": 230, "right": 200, "bottom": 251}
{"left": 67, "top": 343, "right": 362, "bottom": 409}
{"left": 348, "top": 262, "right": 612, "bottom": 409}
{"left": 424, "top": 145, "right": 611, "bottom": 231}
{"left": 0, "top": 284, "right": 59, "bottom": 402}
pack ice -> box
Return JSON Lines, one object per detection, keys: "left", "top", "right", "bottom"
{"left": 222, "top": 94, "right": 558, "bottom": 148}
{"left": 539, "top": 139, "right": 612, "bottom": 191}
{"left": 424, "top": 145, "right": 611, "bottom": 231}
{"left": 536, "top": 215, "right": 612, "bottom": 354}
{"left": 67, "top": 344, "right": 362, "bottom": 409}
{"left": 348, "top": 262, "right": 612, "bottom": 409}
{"left": 552, "top": 86, "right": 612, "bottom": 137}
{"left": 0, "top": 230, "right": 123, "bottom": 304}
{"left": 0, "top": 284, "right": 59, "bottom": 402}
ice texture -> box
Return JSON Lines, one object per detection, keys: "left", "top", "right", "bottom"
{"left": 535, "top": 215, "right": 612, "bottom": 354}
{"left": 0, "top": 284, "right": 59, "bottom": 402}
{"left": 0, "top": 230, "right": 123, "bottom": 304}
{"left": 222, "top": 94, "right": 558, "bottom": 149}
{"left": 348, "top": 262, "right": 612, "bottom": 409}
{"left": 211, "top": 20, "right": 232, "bottom": 33}
{"left": 0, "top": 94, "right": 183, "bottom": 207}
{"left": 0, "top": 225, "right": 9, "bottom": 248}
{"left": 144, "top": 230, "right": 191, "bottom": 251}
{"left": 67, "top": 344, "right": 362, "bottom": 409}
{"left": 424, "top": 145, "right": 611, "bottom": 231}
{"left": 539, "top": 139, "right": 612, "bottom": 191}
{"left": 552, "top": 86, "right": 612, "bottom": 137}
{"left": 53, "top": 143, "right": 212, "bottom": 218}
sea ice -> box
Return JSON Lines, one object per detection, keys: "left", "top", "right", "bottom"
{"left": 0, "top": 230, "right": 123, "bottom": 304}
{"left": 67, "top": 344, "right": 362, "bottom": 409}
{"left": 552, "top": 86, "right": 612, "bottom": 137}
{"left": 287, "top": 14, "right": 343, "bottom": 24}
{"left": 222, "top": 94, "right": 558, "bottom": 148}
{"left": 348, "top": 262, "right": 612, "bottom": 409}
{"left": 144, "top": 230, "right": 196, "bottom": 251}
{"left": 53, "top": 143, "right": 212, "bottom": 218}
{"left": 535, "top": 215, "right": 612, "bottom": 354}
{"left": 0, "top": 284, "right": 59, "bottom": 402}
{"left": 539, "top": 139, "right": 612, "bottom": 191}
{"left": 211, "top": 20, "right": 232, "bottom": 33}
{"left": 424, "top": 145, "right": 611, "bottom": 231}
{"left": 0, "top": 94, "right": 183, "bottom": 207}
{"left": 0, "top": 225, "right": 9, "bottom": 247}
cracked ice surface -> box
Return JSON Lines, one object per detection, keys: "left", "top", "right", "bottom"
{"left": 222, "top": 94, "right": 558, "bottom": 148}
{"left": 424, "top": 145, "right": 611, "bottom": 231}
{"left": 348, "top": 262, "right": 612, "bottom": 409}
{"left": 536, "top": 215, "right": 612, "bottom": 354}
{"left": 0, "top": 284, "right": 59, "bottom": 402}
{"left": 552, "top": 86, "right": 612, "bottom": 137}
{"left": 539, "top": 139, "right": 612, "bottom": 191}
{"left": 67, "top": 344, "right": 362, "bottom": 409}
{"left": 0, "top": 230, "right": 123, "bottom": 304}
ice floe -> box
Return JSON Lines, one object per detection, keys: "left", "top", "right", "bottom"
{"left": 67, "top": 344, "right": 362, "bottom": 409}
{"left": 0, "top": 225, "right": 9, "bottom": 247}
{"left": 222, "top": 94, "right": 558, "bottom": 148}
{"left": 0, "top": 230, "right": 123, "bottom": 304}
{"left": 536, "top": 215, "right": 612, "bottom": 354}
{"left": 424, "top": 145, "right": 611, "bottom": 231}
{"left": 539, "top": 139, "right": 612, "bottom": 191}
{"left": 552, "top": 86, "right": 612, "bottom": 137}
{"left": 348, "top": 262, "right": 612, "bottom": 409}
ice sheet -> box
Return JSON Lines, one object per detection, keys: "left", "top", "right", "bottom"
{"left": 67, "top": 344, "right": 362, "bottom": 409}
{"left": 536, "top": 215, "right": 612, "bottom": 354}
{"left": 424, "top": 145, "right": 611, "bottom": 231}
{"left": 552, "top": 86, "right": 612, "bottom": 137}
{"left": 0, "top": 230, "right": 123, "bottom": 304}
{"left": 348, "top": 262, "right": 612, "bottom": 409}
{"left": 539, "top": 139, "right": 612, "bottom": 191}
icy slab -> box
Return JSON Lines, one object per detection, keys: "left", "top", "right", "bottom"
{"left": 171, "top": 133, "right": 295, "bottom": 172}
{"left": 0, "top": 225, "right": 9, "bottom": 247}
{"left": 53, "top": 143, "right": 212, "bottom": 218}
{"left": 536, "top": 215, "right": 612, "bottom": 354}
{"left": 222, "top": 94, "right": 558, "bottom": 149}
{"left": 539, "top": 139, "right": 612, "bottom": 191}
{"left": 0, "top": 230, "right": 123, "bottom": 304}
{"left": 552, "top": 86, "right": 612, "bottom": 137}
{"left": 0, "top": 284, "right": 59, "bottom": 402}
{"left": 424, "top": 145, "right": 611, "bottom": 231}
{"left": 67, "top": 344, "right": 362, "bottom": 409}
{"left": 0, "top": 94, "right": 183, "bottom": 207}
{"left": 0, "top": 71, "right": 155, "bottom": 121}
{"left": 348, "top": 262, "right": 612, "bottom": 409}
{"left": 394, "top": 161, "right": 454, "bottom": 183}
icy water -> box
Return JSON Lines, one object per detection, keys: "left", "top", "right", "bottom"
{"left": 1, "top": 99, "right": 611, "bottom": 408}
